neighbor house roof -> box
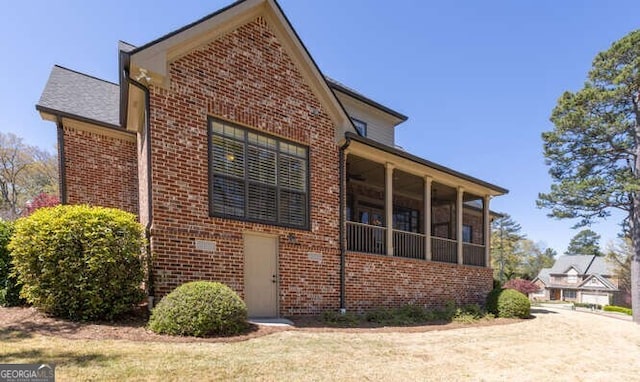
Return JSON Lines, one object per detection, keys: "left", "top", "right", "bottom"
{"left": 534, "top": 268, "right": 551, "bottom": 285}
{"left": 535, "top": 255, "right": 616, "bottom": 290}
{"left": 584, "top": 256, "right": 612, "bottom": 275}
{"left": 578, "top": 274, "right": 617, "bottom": 290}
{"left": 36, "top": 65, "right": 120, "bottom": 128}
{"left": 549, "top": 255, "right": 597, "bottom": 275}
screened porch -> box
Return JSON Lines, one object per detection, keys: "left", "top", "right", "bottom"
{"left": 345, "top": 154, "right": 490, "bottom": 267}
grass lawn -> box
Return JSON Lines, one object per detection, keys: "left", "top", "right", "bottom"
{"left": 2, "top": 306, "right": 640, "bottom": 381}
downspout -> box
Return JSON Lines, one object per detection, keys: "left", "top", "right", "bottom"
{"left": 127, "top": 74, "right": 154, "bottom": 306}
{"left": 339, "top": 136, "right": 352, "bottom": 313}
{"left": 55, "top": 116, "right": 68, "bottom": 204}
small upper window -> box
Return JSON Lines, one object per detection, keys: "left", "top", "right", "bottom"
{"left": 352, "top": 118, "right": 367, "bottom": 137}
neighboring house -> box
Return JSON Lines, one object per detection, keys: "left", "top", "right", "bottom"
{"left": 531, "top": 255, "right": 620, "bottom": 306}
{"left": 36, "top": 0, "right": 507, "bottom": 317}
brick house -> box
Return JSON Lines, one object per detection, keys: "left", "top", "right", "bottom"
{"left": 531, "top": 255, "right": 621, "bottom": 306}
{"left": 36, "top": 0, "right": 507, "bottom": 317}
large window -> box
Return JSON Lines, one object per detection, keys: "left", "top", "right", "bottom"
{"left": 209, "top": 118, "right": 309, "bottom": 228}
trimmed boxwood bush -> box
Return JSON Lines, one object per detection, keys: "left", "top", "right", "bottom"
{"left": 9, "top": 205, "right": 145, "bottom": 320}
{"left": 148, "top": 281, "right": 248, "bottom": 337}
{"left": 0, "top": 220, "right": 24, "bottom": 307}
{"left": 486, "top": 288, "right": 530, "bottom": 318}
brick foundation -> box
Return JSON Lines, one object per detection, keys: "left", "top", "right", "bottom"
{"left": 345, "top": 251, "right": 493, "bottom": 311}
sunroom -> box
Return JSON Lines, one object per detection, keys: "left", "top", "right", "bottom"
{"left": 343, "top": 133, "right": 507, "bottom": 267}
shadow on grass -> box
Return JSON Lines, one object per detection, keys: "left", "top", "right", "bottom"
{"left": 0, "top": 349, "right": 119, "bottom": 368}
{"left": 1, "top": 306, "right": 150, "bottom": 337}
{"left": 0, "top": 327, "right": 34, "bottom": 341}
{"left": 530, "top": 308, "right": 559, "bottom": 315}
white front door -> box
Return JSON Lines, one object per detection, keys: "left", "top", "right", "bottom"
{"left": 244, "top": 233, "right": 278, "bottom": 317}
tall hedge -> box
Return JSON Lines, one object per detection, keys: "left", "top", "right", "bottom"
{"left": 9, "top": 205, "right": 145, "bottom": 320}
{"left": 0, "top": 220, "right": 23, "bottom": 306}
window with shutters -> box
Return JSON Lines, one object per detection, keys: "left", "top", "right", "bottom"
{"left": 208, "top": 118, "right": 309, "bottom": 229}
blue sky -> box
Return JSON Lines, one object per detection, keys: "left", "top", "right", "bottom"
{"left": 1, "top": 0, "right": 639, "bottom": 254}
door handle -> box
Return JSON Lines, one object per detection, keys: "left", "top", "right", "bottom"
{"left": 272, "top": 274, "right": 277, "bottom": 283}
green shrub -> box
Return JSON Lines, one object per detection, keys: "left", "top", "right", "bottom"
{"left": 323, "top": 310, "right": 361, "bottom": 327}
{"left": 603, "top": 305, "right": 632, "bottom": 315}
{"left": 9, "top": 205, "right": 145, "bottom": 320}
{"left": 148, "top": 281, "right": 248, "bottom": 337}
{"left": 453, "top": 304, "right": 485, "bottom": 323}
{"left": 486, "top": 288, "right": 530, "bottom": 318}
{"left": 0, "top": 220, "right": 23, "bottom": 307}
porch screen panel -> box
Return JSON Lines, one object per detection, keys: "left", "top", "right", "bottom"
{"left": 209, "top": 119, "right": 309, "bottom": 228}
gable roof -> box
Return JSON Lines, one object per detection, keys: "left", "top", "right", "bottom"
{"left": 124, "top": 0, "right": 355, "bottom": 137}
{"left": 549, "top": 255, "right": 597, "bottom": 275}
{"left": 578, "top": 274, "right": 617, "bottom": 290}
{"left": 36, "top": 65, "right": 120, "bottom": 128}
{"left": 541, "top": 255, "right": 613, "bottom": 281}
{"left": 38, "top": 0, "right": 407, "bottom": 137}
{"left": 533, "top": 268, "right": 551, "bottom": 286}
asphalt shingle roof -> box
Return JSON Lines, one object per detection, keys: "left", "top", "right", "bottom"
{"left": 536, "top": 268, "right": 551, "bottom": 285}
{"left": 37, "top": 65, "right": 120, "bottom": 127}
{"left": 549, "top": 255, "right": 596, "bottom": 275}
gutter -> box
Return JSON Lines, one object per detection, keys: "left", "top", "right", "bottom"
{"left": 55, "top": 116, "right": 68, "bottom": 204}
{"left": 122, "top": 57, "right": 155, "bottom": 304}
{"left": 339, "top": 135, "right": 352, "bottom": 313}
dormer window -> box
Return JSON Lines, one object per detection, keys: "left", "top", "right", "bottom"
{"left": 352, "top": 118, "right": 367, "bottom": 137}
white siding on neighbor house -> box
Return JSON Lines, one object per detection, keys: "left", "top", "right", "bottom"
{"left": 567, "top": 268, "right": 578, "bottom": 283}
{"left": 336, "top": 93, "right": 398, "bottom": 147}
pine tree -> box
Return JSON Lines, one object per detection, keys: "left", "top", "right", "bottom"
{"left": 538, "top": 30, "right": 640, "bottom": 323}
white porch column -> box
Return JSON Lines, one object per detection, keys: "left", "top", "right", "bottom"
{"left": 457, "top": 187, "right": 464, "bottom": 265}
{"left": 483, "top": 195, "right": 491, "bottom": 268}
{"left": 385, "top": 162, "right": 394, "bottom": 256}
{"left": 424, "top": 176, "right": 432, "bottom": 261}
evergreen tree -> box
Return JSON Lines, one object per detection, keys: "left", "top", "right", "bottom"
{"left": 565, "top": 229, "right": 602, "bottom": 256}
{"left": 538, "top": 30, "right": 640, "bottom": 323}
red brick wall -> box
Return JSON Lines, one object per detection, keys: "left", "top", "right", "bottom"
{"left": 63, "top": 125, "right": 139, "bottom": 215}
{"left": 345, "top": 252, "right": 493, "bottom": 311}
{"left": 147, "top": 17, "right": 340, "bottom": 315}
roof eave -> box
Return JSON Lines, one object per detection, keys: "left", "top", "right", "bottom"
{"left": 36, "top": 105, "right": 128, "bottom": 132}
{"left": 327, "top": 80, "right": 408, "bottom": 123}
{"left": 345, "top": 132, "right": 508, "bottom": 196}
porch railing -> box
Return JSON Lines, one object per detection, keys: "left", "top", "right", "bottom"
{"left": 393, "top": 230, "right": 425, "bottom": 260}
{"left": 346, "top": 221, "right": 386, "bottom": 255}
{"left": 346, "top": 223, "right": 487, "bottom": 267}
{"left": 463, "top": 243, "right": 486, "bottom": 267}
{"left": 431, "top": 237, "right": 457, "bottom": 264}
